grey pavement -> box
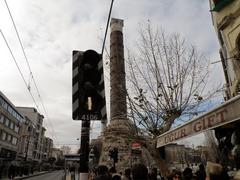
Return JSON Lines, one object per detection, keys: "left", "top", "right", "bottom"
{"left": 1, "top": 170, "right": 64, "bottom": 180}
{"left": 21, "top": 170, "right": 64, "bottom": 180}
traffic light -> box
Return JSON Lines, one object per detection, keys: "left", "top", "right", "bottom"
{"left": 113, "top": 148, "right": 118, "bottom": 163}
{"left": 109, "top": 148, "right": 118, "bottom": 163}
{"left": 72, "top": 49, "right": 105, "bottom": 120}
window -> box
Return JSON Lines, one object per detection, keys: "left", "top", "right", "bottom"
{"left": 0, "top": 96, "right": 3, "bottom": 106}
{"left": 16, "top": 114, "right": 23, "bottom": 122}
{"left": 7, "top": 134, "right": 12, "bottom": 142}
{"left": 12, "top": 137, "right": 17, "bottom": 145}
{"left": 14, "top": 125, "right": 19, "bottom": 133}
{"left": 10, "top": 122, "right": 14, "bottom": 130}
{"left": 0, "top": 114, "right": 4, "bottom": 123}
{"left": 4, "top": 118, "right": 9, "bottom": 127}
{"left": 7, "top": 106, "right": 13, "bottom": 114}
{"left": 1, "top": 131, "right": 6, "bottom": 141}
{"left": 2, "top": 101, "right": 8, "bottom": 110}
{"left": 12, "top": 111, "right": 17, "bottom": 119}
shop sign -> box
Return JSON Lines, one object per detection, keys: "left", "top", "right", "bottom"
{"left": 157, "top": 95, "right": 240, "bottom": 148}
{"left": 132, "top": 142, "right": 141, "bottom": 149}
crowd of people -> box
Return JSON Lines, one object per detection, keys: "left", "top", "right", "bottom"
{"left": 0, "top": 163, "right": 34, "bottom": 179}
{"left": 166, "top": 162, "right": 240, "bottom": 180}
{"left": 86, "top": 162, "right": 240, "bottom": 180}
{"left": 87, "top": 163, "right": 162, "bottom": 180}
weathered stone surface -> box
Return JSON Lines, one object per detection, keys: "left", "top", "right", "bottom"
{"left": 96, "top": 18, "right": 157, "bottom": 172}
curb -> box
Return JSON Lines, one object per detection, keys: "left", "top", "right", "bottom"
{"left": 15, "top": 171, "right": 49, "bottom": 179}
{"left": 1, "top": 171, "right": 51, "bottom": 180}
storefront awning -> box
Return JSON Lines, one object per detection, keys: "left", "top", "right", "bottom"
{"left": 156, "top": 95, "right": 240, "bottom": 148}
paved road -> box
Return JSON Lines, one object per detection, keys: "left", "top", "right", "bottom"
{"left": 26, "top": 170, "right": 65, "bottom": 180}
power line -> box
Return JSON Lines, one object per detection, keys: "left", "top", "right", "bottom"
{"left": 0, "top": 30, "right": 39, "bottom": 114}
{"left": 54, "top": 143, "right": 80, "bottom": 145}
{"left": 4, "top": 0, "right": 57, "bottom": 142}
{"left": 101, "top": 0, "right": 114, "bottom": 55}
{"left": 211, "top": 56, "right": 236, "bottom": 64}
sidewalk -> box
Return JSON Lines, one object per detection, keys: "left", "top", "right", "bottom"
{"left": 65, "top": 171, "right": 80, "bottom": 180}
{"left": 65, "top": 171, "right": 76, "bottom": 180}
{"left": 1, "top": 171, "right": 49, "bottom": 180}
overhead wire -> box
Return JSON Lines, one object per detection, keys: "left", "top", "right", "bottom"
{"left": 4, "top": 0, "right": 57, "bottom": 142}
{"left": 89, "top": 0, "right": 114, "bottom": 137}
{"left": 0, "top": 30, "right": 39, "bottom": 113}
{"left": 101, "top": 0, "right": 114, "bottom": 55}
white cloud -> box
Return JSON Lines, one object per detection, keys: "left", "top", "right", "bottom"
{"left": 0, "top": 0, "right": 223, "bottom": 148}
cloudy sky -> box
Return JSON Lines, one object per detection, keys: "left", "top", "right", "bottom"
{"left": 0, "top": 0, "right": 224, "bottom": 152}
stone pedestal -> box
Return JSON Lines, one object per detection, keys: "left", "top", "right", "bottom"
{"left": 98, "top": 120, "right": 157, "bottom": 172}
{"left": 99, "top": 120, "right": 135, "bottom": 170}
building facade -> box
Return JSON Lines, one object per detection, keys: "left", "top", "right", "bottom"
{"left": 16, "top": 107, "right": 46, "bottom": 162}
{"left": 42, "top": 137, "right": 53, "bottom": 161}
{"left": 17, "top": 116, "right": 36, "bottom": 161}
{"left": 164, "top": 143, "right": 211, "bottom": 171}
{"left": 209, "top": 0, "right": 240, "bottom": 99}
{"left": 209, "top": 0, "right": 240, "bottom": 169}
{"left": 0, "top": 91, "right": 23, "bottom": 163}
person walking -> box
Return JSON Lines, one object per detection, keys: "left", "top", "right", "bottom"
{"left": 122, "top": 168, "right": 132, "bottom": 180}
{"left": 148, "top": 167, "right": 158, "bottom": 180}
{"left": 93, "top": 165, "right": 111, "bottom": 180}
{"left": 195, "top": 164, "right": 206, "bottom": 180}
{"left": 8, "top": 164, "right": 16, "bottom": 180}
{"left": 132, "top": 163, "right": 148, "bottom": 180}
{"left": 182, "top": 167, "right": 193, "bottom": 180}
{"left": 205, "top": 162, "right": 222, "bottom": 180}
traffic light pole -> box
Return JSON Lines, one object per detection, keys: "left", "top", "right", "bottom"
{"left": 79, "top": 120, "right": 90, "bottom": 180}
{"left": 79, "top": 98, "right": 92, "bottom": 180}
{"left": 73, "top": 49, "right": 105, "bottom": 179}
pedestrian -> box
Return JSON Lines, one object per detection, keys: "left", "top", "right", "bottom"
{"left": 93, "top": 165, "right": 111, "bottom": 180}
{"left": 31, "top": 166, "right": 34, "bottom": 174}
{"left": 167, "top": 170, "right": 181, "bottom": 180}
{"left": 122, "top": 168, "right": 132, "bottom": 180}
{"left": 221, "top": 166, "right": 230, "bottom": 180}
{"left": 148, "top": 167, "right": 158, "bottom": 180}
{"left": 8, "top": 164, "right": 16, "bottom": 180}
{"left": 109, "top": 167, "right": 121, "bottom": 180}
{"left": 0, "top": 164, "right": 3, "bottom": 179}
{"left": 195, "top": 164, "right": 206, "bottom": 180}
{"left": 205, "top": 161, "right": 222, "bottom": 180}
{"left": 109, "top": 167, "right": 117, "bottom": 177}
{"left": 132, "top": 163, "right": 148, "bottom": 180}
{"left": 112, "top": 174, "right": 121, "bottom": 180}
{"left": 182, "top": 167, "right": 193, "bottom": 180}
{"left": 233, "top": 170, "right": 240, "bottom": 180}
{"left": 172, "top": 171, "right": 181, "bottom": 180}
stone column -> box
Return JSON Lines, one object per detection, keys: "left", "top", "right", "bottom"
{"left": 110, "top": 18, "right": 127, "bottom": 121}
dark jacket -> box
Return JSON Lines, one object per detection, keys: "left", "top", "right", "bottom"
{"left": 93, "top": 175, "right": 111, "bottom": 180}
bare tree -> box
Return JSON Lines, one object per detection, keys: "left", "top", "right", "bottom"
{"left": 126, "top": 22, "right": 219, "bottom": 138}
